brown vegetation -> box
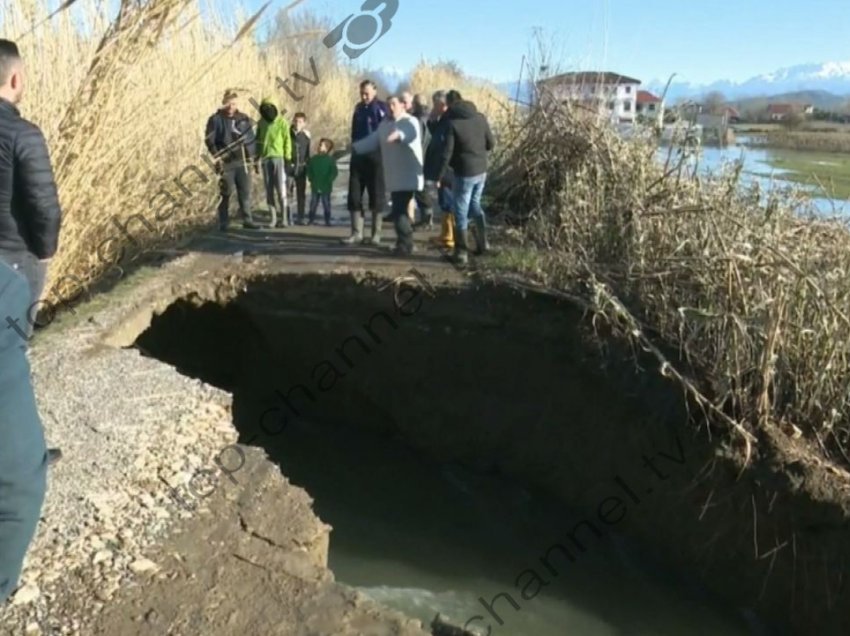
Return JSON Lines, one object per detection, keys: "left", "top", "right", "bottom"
{"left": 492, "top": 99, "right": 850, "bottom": 468}
{"left": 2, "top": 0, "right": 357, "bottom": 301}
{"left": 746, "top": 130, "right": 850, "bottom": 153}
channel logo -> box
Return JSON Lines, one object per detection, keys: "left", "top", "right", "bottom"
{"left": 323, "top": 0, "right": 399, "bottom": 59}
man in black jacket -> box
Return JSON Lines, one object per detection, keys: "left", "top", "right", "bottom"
{"left": 205, "top": 90, "right": 259, "bottom": 231}
{"left": 0, "top": 40, "right": 62, "bottom": 333}
{"left": 0, "top": 259, "right": 47, "bottom": 605}
{"left": 437, "top": 90, "right": 495, "bottom": 265}
{"left": 0, "top": 40, "right": 63, "bottom": 467}
{"left": 288, "top": 112, "right": 311, "bottom": 225}
{"left": 342, "top": 80, "right": 387, "bottom": 245}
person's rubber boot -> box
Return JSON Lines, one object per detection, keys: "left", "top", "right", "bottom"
{"left": 430, "top": 213, "right": 454, "bottom": 249}
{"left": 268, "top": 206, "right": 277, "bottom": 229}
{"left": 415, "top": 210, "right": 434, "bottom": 230}
{"left": 472, "top": 217, "right": 491, "bottom": 256}
{"left": 340, "top": 213, "right": 364, "bottom": 245}
{"left": 363, "top": 211, "right": 382, "bottom": 245}
{"left": 48, "top": 448, "right": 62, "bottom": 466}
{"left": 451, "top": 229, "right": 469, "bottom": 267}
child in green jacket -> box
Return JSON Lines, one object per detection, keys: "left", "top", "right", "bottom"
{"left": 306, "top": 139, "right": 338, "bottom": 226}
{"left": 256, "top": 97, "right": 293, "bottom": 228}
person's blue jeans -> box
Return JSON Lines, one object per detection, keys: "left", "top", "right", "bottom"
{"left": 0, "top": 251, "right": 47, "bottom": 341}
{"left": 452, "top": 173, "right": 487, "bottom": 231}
{"left": 438, "top": 184, "right": 454, "bottom": 213}
{"left": 309, "top": 192, "right": 332, "bottom": 225}
{"left": 0, "top": 261, "right": 47, "bottom": 604}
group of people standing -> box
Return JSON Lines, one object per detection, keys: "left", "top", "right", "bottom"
{"left": 343, "top": 79, "right": 496, "bottom": 264}
{"left": 206, "top": 78, "right": 495, "bottom": 265}
{"left": 205, "top": 94, "right": 335, "bottom": 230}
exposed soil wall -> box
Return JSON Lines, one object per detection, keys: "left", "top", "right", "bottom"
{"left": 135, "top": 272, "right": 850, "bottom": 635}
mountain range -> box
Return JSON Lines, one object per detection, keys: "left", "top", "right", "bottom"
{"left": 644, "top": 61, "right": 850, "bottom": 103}
{"left": 374, "top": 61, "right": 850, "bottom": 110}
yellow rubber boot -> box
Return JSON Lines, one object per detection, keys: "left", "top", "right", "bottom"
{"left": 444, "top": 213, "right": 455, "bottom": 249}
{"left": 431, "top": 213, "right": 454, "bottom": 249}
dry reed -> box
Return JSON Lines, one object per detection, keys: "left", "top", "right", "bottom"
{"left": 747, "top": 131, "right": 850, "bottom": 154}
{"left": 408, "top": 61, "right": 514, "bottom": 140}
{"left": 1, "top": 0, "right": 357, "bottom": 300}
{"left": 495, "top": 98, "right": 850, "bottom": 466}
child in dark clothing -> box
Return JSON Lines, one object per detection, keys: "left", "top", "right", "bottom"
{"left": 306, "top": 139, "right": 338, "bottom": 226}
{"left": 288, "top": 112, "right": 311, "bottom": 225}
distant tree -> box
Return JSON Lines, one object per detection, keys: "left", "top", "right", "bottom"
{"left": 433, "top": 60, "right": 465, "bottom": 78}
{"left": 782, "top": 111, "right": 805, "bottom": 129}
{"left": 703, "top": 91, "right": 726, "bottom": 115}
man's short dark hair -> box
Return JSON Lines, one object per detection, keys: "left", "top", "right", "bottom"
{"left": 294, "top": 112, "right": 307, "bottom": 121}
{"left": 360, "top": 79, "right": 376, "bottom": 91}
{"left": 0, "top": 39, "right": 21, "bottom": 87}
{"left": 446, "top": 90, "right": 462, "bottom": 105}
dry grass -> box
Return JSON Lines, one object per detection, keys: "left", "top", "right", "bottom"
{"left": 2, "top": 0, "right": 356, "bottom": 301}
{"left": 408, "top": 61, "right": 515, "bottom": 142}
{"left": 495, "top": 99, "right": 850, "bottom": 466}
{"left": 747, "top": 131, "right": 850, "bottom": 154}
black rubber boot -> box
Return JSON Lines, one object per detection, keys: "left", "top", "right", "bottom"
{"left": 472, "top": 217, "right": 490, "bottom": 255}
{"left": 452, "top": 229, "right": 469, "bottom": 266}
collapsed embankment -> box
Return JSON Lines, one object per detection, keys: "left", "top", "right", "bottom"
{"left": 130, "top": 269, "right": 850, "bottom": 635}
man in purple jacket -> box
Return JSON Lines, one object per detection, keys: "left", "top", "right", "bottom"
{"left": 341, "top": 80, "right": 388, "bottom": 245}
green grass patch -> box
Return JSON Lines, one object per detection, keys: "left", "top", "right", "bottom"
{"left": 484, "top": 245, "right": 544, "bottom": 275}
{"left": 761, "top": 151, "right": 850, "bottom": 199}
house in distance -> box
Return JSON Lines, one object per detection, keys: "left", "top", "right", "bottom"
{"left": 536, "top": 71, "right": 664, "bottom": 126}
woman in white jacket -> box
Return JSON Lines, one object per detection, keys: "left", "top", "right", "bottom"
{"left": 352, "top": 96, "right": 423, "bottom": 255}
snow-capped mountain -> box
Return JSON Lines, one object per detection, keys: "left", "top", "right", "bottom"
{"left": 644, "top": 61, "right": 850, "bottom": 101}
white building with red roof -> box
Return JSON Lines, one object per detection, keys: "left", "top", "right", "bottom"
{"left": 635, "top": 90, "right": 665, "bottom": 125}
{"left": 537, "top": 71, "right": 644, "bottom": 123}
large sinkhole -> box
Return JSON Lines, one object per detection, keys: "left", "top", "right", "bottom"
{"left": 133, "top": 273, "right": 757, "bottom": 636}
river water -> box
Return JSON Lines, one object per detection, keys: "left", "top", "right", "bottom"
{"left": 271, "top": 417, "right": 756, "bottom": 636}
{"left": 656, "top": 140, "right": 849, "bottom": 217}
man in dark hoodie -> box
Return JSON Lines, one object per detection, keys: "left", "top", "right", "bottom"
{"left": 342, "top": 80, "right": 387, "bottom": 245}
{"left": 205, "top": 90, "right": 259, "bottom": 231}
{"left": 288, "top": 112, "right": 311, "bottom": 225}
{"left": 437, "top": 90, "right": 495, "bottom": 265}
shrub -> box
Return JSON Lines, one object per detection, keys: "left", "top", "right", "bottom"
{"left": 494, "top": 100, "right": 850, "bottom": 466}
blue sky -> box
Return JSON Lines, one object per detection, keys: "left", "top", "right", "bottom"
{"left": 244, "top": 0, "right": 850, "bottom": 85}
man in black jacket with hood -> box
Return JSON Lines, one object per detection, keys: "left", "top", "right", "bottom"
{"left": 437, "top": 90, "right": 495, "bottom": 265}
